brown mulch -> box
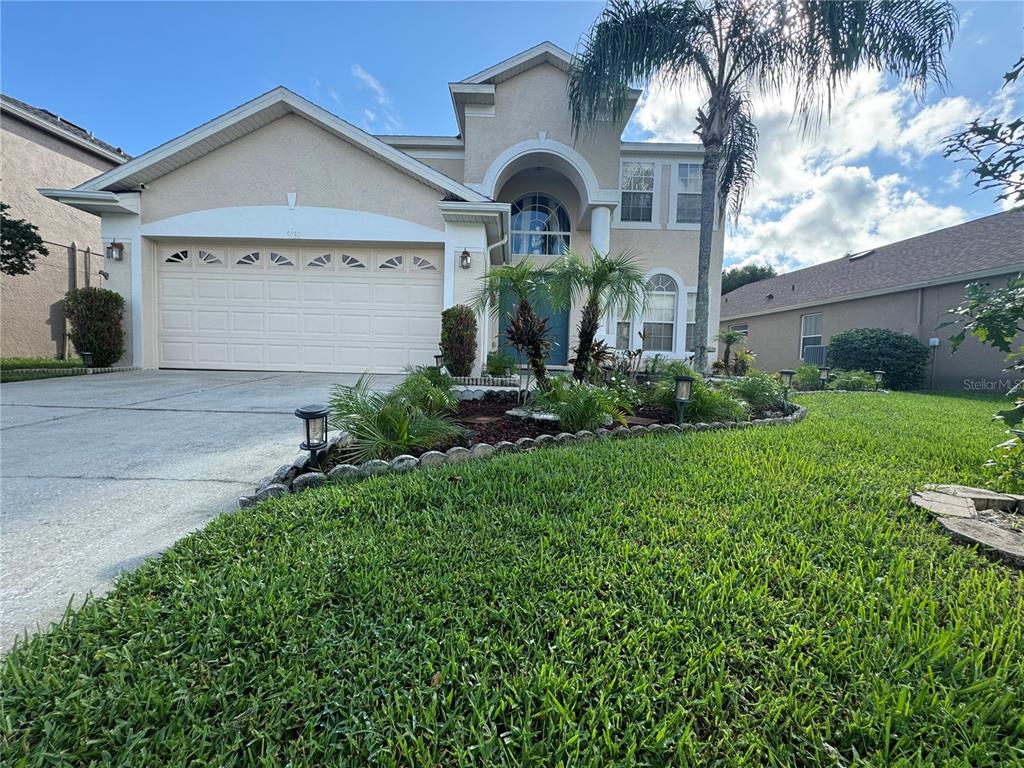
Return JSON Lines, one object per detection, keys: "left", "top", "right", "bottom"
{"left": 433, "top": 393, "right": 563, "bottom": 452}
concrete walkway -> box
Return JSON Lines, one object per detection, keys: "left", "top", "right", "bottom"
{"left": 0, "top": 369, "right": 401, "bottom": 646}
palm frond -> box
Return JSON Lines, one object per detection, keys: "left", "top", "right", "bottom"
{"left": 717, "top": 95, "right": 758, "bottom": 225}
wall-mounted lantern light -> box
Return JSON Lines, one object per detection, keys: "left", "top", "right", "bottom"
{"left": 105, "top": 241, "right": 124, "bottom": 261}
{"left": 460, "top": 248, "right": 472, "bottom": 269}
{"left": 674, "top": 375, "right": 694, "bottom": 425}
{"left": 818, "top": 366, "right": 830, "bottom": 390}
{"left": 295, "top": 403, "right": 330, "bottom": 467}
{"left": 873, "top": 370, "right": 885, "bottom": 391}
{"left": 779, "top": 369, "right": 794, "bottom": 409}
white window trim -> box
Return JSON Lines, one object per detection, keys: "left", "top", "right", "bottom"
{"left": 613, "top": 159, "right": 662, "bottom": 230}
{"left": 799, "top": 312, "right": 823, "bottom": 358}
{"left": 610, "top": 268, "right": 697, "bottom": 360}
{"left": 667, "top": 160, "right": 713, "bottom": 231}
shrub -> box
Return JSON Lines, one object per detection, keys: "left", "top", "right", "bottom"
{"left": 328, "top": 374, "right": 463, "bottom": 462}
{"left": 724, "top": 370, "right": 785, "bottom": 412}
{"left": 987, "top": 433, "right": 1024, "bottom": 493}
{"left": 827, "top": 328, "right": 929, "bottom": 390}
{"left": 829, "top": 370, "right": 876, "bottom": 391}
{"left": 439, "top": 305, "right": 477, "bottom": 377}
{"left": 485, "top": 350, "right": 515, "bottom": 378}
{"left": 529, "top": 376, "right": 630, "bottom": 431}
{"left": 685, "top": 382, "right": 749, "bottom": 423}
{"left": 394, "top": 369, "right": 457, "bottom": 415}
{"left": 731, "top": 348, "right": 755, "bottom": 376}
{"left": 792, "top": 364, "right": 822, "bottom": 391}
{"left": 63, "top": 287, "right": 125, "bottom": 367}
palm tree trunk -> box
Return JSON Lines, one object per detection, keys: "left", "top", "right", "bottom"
{"left": 692, "top": 143, "right": 720, "bottom": 373}
{"left": 572, "top": 297, "right": 600, "bottom": 382}
{"left": 723, "top": 343, "right": 731, "bottom": 376}
{"left": 518, "top": 301, "right": 549, "bottom": 389}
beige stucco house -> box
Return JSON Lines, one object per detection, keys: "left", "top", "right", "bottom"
{"left": 1, "top": 94, "right": 128, "bottom": 358}
{"left": 719, "top": 211, "right": 1023, "bottom": 390}
{"left": 41, "top": 42, "right": 722, "bottom": 374}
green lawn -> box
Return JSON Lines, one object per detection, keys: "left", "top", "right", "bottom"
{"left": 0, "top": 357, "right": 85, "bottom": 382}
{"left": 3, "top": 393, "right": 1022, "bottom": 766}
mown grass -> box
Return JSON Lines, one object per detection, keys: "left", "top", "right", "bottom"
{"left": 3, "top": 393, "right": 1022, "bottom": 766}
{"left": 0, "top": 357, "right": 83, "bottom": 370}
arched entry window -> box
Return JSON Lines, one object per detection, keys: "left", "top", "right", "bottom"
{"left": 642, "top": 273, "right": 678, "bottom": 352}
{"left": 510, "top": 194, "right": 571, "bottom": 257}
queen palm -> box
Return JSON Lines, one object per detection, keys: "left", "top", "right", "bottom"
{"left": 569, "top": 0, "right": 957, "bottom": 372}
{"left": 550, "top": 248, "right": 649, "bottom": 381}
{"left": 473, "top": 259, "right": 559, "bottom": 389}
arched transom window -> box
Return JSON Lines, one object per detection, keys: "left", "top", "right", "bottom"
{"left": 510, "top": 194, "right": 571, "bottom": 257}
{"left": 642, "top": 274, "right": 678, "bottom": 352}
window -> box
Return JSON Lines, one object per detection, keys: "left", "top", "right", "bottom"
{"left": 379, "top": 255, "right": 403, "bottom": 270}
{"left": 685, "top": 292, "right": 697, "bottom": 351}
{"left": 269, "top": 252, "right": 294, "bottom": 267}
{"left": 675, "top": 163, "right": 702, "bottom": 224}
{"left": 729, "top": 323, "right": 748, "bottom": 336}
{"left": 616, "top": 320, "right": 632, "bottom": 350}
{"left": 800, "top": 313, "right": 822, "bottom": 359}
{"left": 511, "top": 194, "right": 570, "bottom": 257}
{"left": 236, "top": 251, "right": 260, "bottom": 266}
{"left": 307, "top": 254, "right": 332, "bottom": 268}
{"left": 164, "top": 250, "right": 189, "bottom": 264}
{"left": 412, "top": 255, "right": 437, "bottom": 272}
{"left": 620, "top": 162, "right": 655, "bottom": 222}
{"left": 339, "top": 254, "right": 365, "bottom": 268}
{"left": 642, "top": 274, "right": 678, "bottom": 352}
{"left": 197, "top": 250, "right": 222, "bottom": 265}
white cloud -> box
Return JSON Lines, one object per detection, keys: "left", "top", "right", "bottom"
{"left": 629, "top": 68, "right": 1011, "bottom": 270}
{"left": 352, "top": 64, "right": 390, "bottom": 106}
{"left": 351, "top": 64, "right": 401, "bottom": 132}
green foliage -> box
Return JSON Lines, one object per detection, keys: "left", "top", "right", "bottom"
{"left": 828, "top": 328, "right": 929, "bottom": 390}
{"left": 829, "top": 370, "right": 877, "bottom": 391}
{"left": 328, "top": 374, "right": 463, "bottom": 462}
{"left": 792, "top": 364, "right": 823, "bottom": 391}
{"left": 721, "top": 263, "right": 777, "bottom": 294}
{"left": 485, "top": 350, "right": 515, "bottom": 377}
{"left": 63, "top": 287, "right": 125, "bottom": 368}
{"left": 439, "top": 305, "right": 477, "bottom": 377}
{"left": 715, "top": 328, "right": 747, "bottom": 375}
{"left": 685, "top": 381, "right": 750, "bottom": 423}
{"left": 731, "top": 347, "right": 755, "bottom": 376}
{"left": 3, "top": 394, "right": 1021, "bottom": 765}
{"left": 394, "top": 369, "right": 458, "bottom": 416}
{"left": 0, "top": 356, "right": 83, "bottom": 370}
{"left": 724, "top": 369, "right": 785, "bottom": 412}
{"left": 529, "top": 375, "right": 630, "bottom": 431}
{"left": 987, "top": 434, "right": 1024, "bottom": 493}
{"left": 0, "top": 202, "right": 49, "bottom": 276}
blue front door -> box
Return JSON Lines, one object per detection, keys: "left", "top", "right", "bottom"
{"left": 498, "top": 292, "right": 570, "bottom": 367}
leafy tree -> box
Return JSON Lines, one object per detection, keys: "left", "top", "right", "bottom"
{"left": 474, "top": 260, "right": 558, "bottom": 389}
{"left": 569, "top": 0, "right": 957, "bottom": 372}
{"left": 549, "top": 248, "right": 648, "bottom": 381}
{"left": 1, "top": 203, "right": 49, "bottom": 276}
{"left": 943, "top": 54, "right": 1024, "bottom": 209}
{"left": 715, "top": 328, "right": 746, "bottom": 376}
{"left": 722, "top": 263, "right": 777, "bottom": 295}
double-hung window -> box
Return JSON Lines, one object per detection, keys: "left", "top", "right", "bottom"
{"left": 620, "top": 162, "right": 655, "bottom": 222}
{"left": 675, "top": 163, "right": 702, "bottom": 224}
{"left": 800, "top": 313, "right": 823, "bottom": 359}
{"left": 642, "top": 274, "right": 678, "bottom": 352}
{"left": 684, "top": 292, "right": 697, "bottom": 351}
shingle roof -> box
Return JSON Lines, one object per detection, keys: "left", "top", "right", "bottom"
{"left": 721, "top": 211, "right": 1024, "bottom": 319}
{"left": 1, "top": 93, "right": 129, "bottom": 161}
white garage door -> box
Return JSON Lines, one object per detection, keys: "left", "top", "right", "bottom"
{"left": 157, "top": 244, "right": 443, "bottom": 373}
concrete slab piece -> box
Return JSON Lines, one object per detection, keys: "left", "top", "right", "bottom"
{"left": 910, "top": 490, "right": 978, "bottom": 519}
{"left": 0, "top": 370, "right": 399, "bottom": 647}
{"left": 922, "top": 483, "right": 1018, "bottom": 512}
{"left": 938, "top": 517, "right": 1024, "bottom": 567}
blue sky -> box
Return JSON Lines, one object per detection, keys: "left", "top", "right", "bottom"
{"left": 2, "top": 1, "right": 1021, "bottom": 270}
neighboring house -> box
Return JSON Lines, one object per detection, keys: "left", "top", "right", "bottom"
{"left": 40, "top": 42, "right": 723, "bottom": 374}
{"left": 719, "top": 211, "right": 1024, "bottom": 390}
{"left": 1, "top": 94, "right": 129, "bottom": 358}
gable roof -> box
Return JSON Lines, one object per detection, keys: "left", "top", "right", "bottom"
{"left": 720, "top": 211, "right": 1024, "bottom": 320}
{"left": 73, "top": 87, "right": 489, "bottom": 202}
{"left": 460, "top": 41, "right": 573, "bottom": 85}
{"left": 1, "top": 93, "right": 129, "bottom": 164}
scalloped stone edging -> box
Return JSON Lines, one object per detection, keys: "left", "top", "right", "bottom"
{"left": 909, "top": 484, "right": 1024, "bottom": 568}
{"left": 238, "top": 405, "right": 808, "bottom": 508}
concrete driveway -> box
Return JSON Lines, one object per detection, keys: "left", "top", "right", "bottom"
{"left": 1, "top": 369, "right": 401, "bottom": 646}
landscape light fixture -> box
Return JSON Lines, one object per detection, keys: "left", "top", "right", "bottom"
{"left": 517, "top": 367, "right": 531, "bottom": 404}
{"left": 434, "top": 353, "right": 445, "bottom": 371}
{"left": 779, "top": 369, "right": 795, "bottom": 408}
{"left": 460, "top": 248, "right": 472, "bottom": 269}
{"left": 673, "top": 375, "right": 694, "bottom": 425}
{"left": 295, "top": 403, "right": 330, "bottom": 467}
{"left": 818, "top": 366, "right": 830, "bottom": 390}
{"left": 873, "top": 370, "right": 885, "bottom": 391}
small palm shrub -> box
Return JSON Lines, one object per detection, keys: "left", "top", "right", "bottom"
{"left": 724, "top": 369, "right": 785, "bottom": 412}
{"left": 530, "top": 376, "right": 630, "bottom": 431}
{"left": 731, "top": 348, "right": 755, "bottom": 376}
{"left": 792, "top": 364, "right": 822, "bottom": 391}
{"left": 394, "top": 369, "right": 458, "bottom": 415}
{"left": 329, "top": 375, "right": 464, "bottom": 462}
{"left": 829, "top": 370, "right": 876, "bottom": 391}
{"left": 63, "top": 287, "right": 125, "bottom": 367}
{"left": 439, "top": 305, "right": 477, "bottom": 377}
{"left": 485, "top": 350, "right": 515, "bottom": 377}
{"left": 827, "top": 328, "right": 929, "bottom": 390}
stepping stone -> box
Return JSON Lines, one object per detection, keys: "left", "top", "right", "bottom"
{"left": 457, "top": 415, "right": 503, "bottom": 426}
{"left": 937, "top": 517, "right": 1024, "bottom": 568}
{"left": 625, "top": 415, "right": 659, "bottom": 427}
{"left": 909, "top": 490, "right": 977, "bottom": 519}
{"left": 923, "top": 484, "right": 1018, "bottom": 511}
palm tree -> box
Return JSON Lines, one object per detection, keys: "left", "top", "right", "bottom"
{"left": 473, "top": 259, "right": 558, "bottom": 389}
{"left": 715, "top": 328, "right": 746, "bottom": 376}
{"left": 569, "top": 0, "right": 957, "bottom": 372}
{"left": 550, "top": 248, "right": 649, "bottom": 381}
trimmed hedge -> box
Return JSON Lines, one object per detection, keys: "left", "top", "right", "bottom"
{"left": 440, "top": 304, "right": 477, "bottom": 377}
{"left": 63, "top": 287, "right": 125, "bottom": 368}
{"left": 828, "top": 328, "right": 929, "bottom": 390}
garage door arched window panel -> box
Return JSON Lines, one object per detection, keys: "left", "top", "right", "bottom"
{"left": 339, "top": 254, "right": 366, "bottom": 269}
{"left": 235, "top": 251, "right": 261, "bottom": 267}
{"left": 511, "top": 193, "right": 571, "bottom": 257}
{"left": 305, "top": 253, "right": 333, "bottom": 269}
{"left": 642, "top": 273, "right": 677, "bottom": 352}
{"left": 412, "top": 255, "right": 438, "bottom": 272}
{"left": 269, "top": 251, "right": 296, "bottom": 268}
{"left": 165, "top": 249, "right": 190, "bottom": 265}
{"left": 378, "top": 255, "right": 404, "bottom": 271}
{"left": 197, "top": 249, "right": 223, "bottom": 266}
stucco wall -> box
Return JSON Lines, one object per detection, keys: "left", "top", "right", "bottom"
{"left": 720, "top": 273, "right": 1022, "bottom": 390}
{"left": 140, "top": 114, "right": 446, "bottom": 229}
{"left": 462, "top": 63, "right": 622, "bottom": 188}
{"left": 0, "top": 114, "right": 116, "bottom": 358}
